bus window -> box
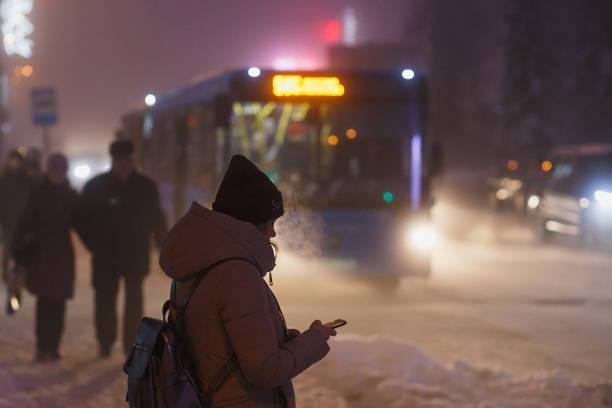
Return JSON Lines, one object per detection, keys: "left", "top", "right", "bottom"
{"left": 227, "top": 100, "right": 413, "bottom": 209}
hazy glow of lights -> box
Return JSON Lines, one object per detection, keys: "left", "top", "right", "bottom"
{"left": 322, "top": 19, "right": 342, "bottom": 44}
{"left": 541, "top": 160, "right": 553, "bottom": 172}
{"left": 594, "top": 190, "right": 612, "bottom": 208}
{"left": 501, "top": 177, "right": 522, "bottom": 191}
{"left": 73, "top": 164, "right": 91, "bottom": 180}
{"left": 401, "top": 68, "right": 415, "bottom": 80}
{"left": 10, "top": 296, "right": 20, "bottom": 311}
{"left": 545, "top": 220, "right": 579, "bottom": 235}
{"left": 527, "top": 195, "right": 540, "bottom": 209}
{"left": 404, "top": 223, "right": 436, "bottom": 251}
{"left": 346, "top": 128, "right": 357, "bottom": 139}
{"left": 383, "top": 191, "right": 394, "bottom": 203}
{"left": 300, "top": 60, "right": 317, "bottom": 70}
{"left": 273, "top": 57, "right": 297, "bottom": 70}
{"left": 272, "top": 75, "right": 345, "bottom": 97}
{"left": 496, "top": 188, "right": 511, "bottom": 200}
{"left": 507, "top": 159, "right": 519, "bottom": 171}
{"left": 247, "top": 67, "right": 261, "bottom": 78}
{"left": 1, "top": 0, "right": 34, "bottom": 58}
{"left": 144, "top": 93, "right": 156, "bottom": 107}
{"left": 411, "top": 133, "right": 422, "bottom": 209}
{"left": 21, "top": 64, "right": 32, "bottom": 77}
{"left": 327, "top": 134, "right": 339, "bottom": 146}
{"left": 579, "top": 197, "right": 590, "bottom": 209}
{"left": 342, "top": 7, "right": 357, "bottom": 46}
{"left": 272, "top": 57, "right": 320, "bottom": 70}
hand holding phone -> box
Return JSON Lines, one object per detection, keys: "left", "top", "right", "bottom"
{"left": 324, "top": 319, "right": 347, "bottom": 329}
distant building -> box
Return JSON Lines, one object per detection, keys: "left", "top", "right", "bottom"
{"left": 328, "top": 42, "right": 426, "bottom": 72}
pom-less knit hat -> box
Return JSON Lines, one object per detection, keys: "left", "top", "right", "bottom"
{"left": 109, "top": 140, "right": 134, "bottom": 158}
{"left": 212, "top": 155, "right": 284, "bottom": 224}
{"left": 46, "top": 153, "right": 68, "bottom": 173}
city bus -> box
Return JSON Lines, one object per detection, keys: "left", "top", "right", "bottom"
{"left": 119, "top": 68, "right": 442, "bottom": 283}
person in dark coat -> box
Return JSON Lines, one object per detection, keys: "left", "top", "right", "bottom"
{"left": 160, "top": 155, "right": 336, "bottom": 407}
{"left": 73, "top": 140, "right": 167, "bottom": 357}
{"left": 13, "top": 153, "right": 77, "bottom": 361}
{"left": 0, "top": 149, "right": 36, "bottom": 315}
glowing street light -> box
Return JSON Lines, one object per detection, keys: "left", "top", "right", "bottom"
{"left": 145, "top": 93, "right": 156, "bottom": 107}
{"left": 401, "top": 68, "right": 415, "bottom": 80}
{"left": 247, "top": 67, "right": 261, "bottom": 78}
{"left": 21, "top": 64, "right": 32, "bottom": 77}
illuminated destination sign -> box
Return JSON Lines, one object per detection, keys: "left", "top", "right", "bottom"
{"left": 272, "top": 75, "right": 345, "bottom": 97}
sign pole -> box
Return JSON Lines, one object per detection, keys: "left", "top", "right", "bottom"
{"left": 31, "top": 87, "right": 57, "bottom": 159}
{"left": 42, "top": 125, "right": 50, "bottom": 160}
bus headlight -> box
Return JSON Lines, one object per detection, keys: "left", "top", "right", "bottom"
{"left": 404, "top": 223, "right": 436, "bottom": 251}
{"left": 594, "top": 190, "right": 612, "bottom": 209}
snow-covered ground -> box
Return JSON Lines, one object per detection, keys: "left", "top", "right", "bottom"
{"left": 1, "top": 178, "right": 612, "bottom": 407}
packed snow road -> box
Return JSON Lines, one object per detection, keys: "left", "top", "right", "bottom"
{"left": 1, "top": 176, "right": 612, "bottom": 407}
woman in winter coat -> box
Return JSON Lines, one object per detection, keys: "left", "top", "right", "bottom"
{"left": 13, "top": 154, "right": 77, "bottom": 362}
{"left": 160, "top": 155, "right": 336, "bottom": 407}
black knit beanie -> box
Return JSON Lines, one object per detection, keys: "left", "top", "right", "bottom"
{"left": 212, "top": 155, "right": 284, "bottom": 224}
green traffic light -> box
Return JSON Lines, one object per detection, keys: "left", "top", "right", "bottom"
{"left": 383, "top": 191, "right": 394, "bottom": 203}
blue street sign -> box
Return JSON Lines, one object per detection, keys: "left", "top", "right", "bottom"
{"left": 31, "top": 87, "right": 57, "bottom": 126}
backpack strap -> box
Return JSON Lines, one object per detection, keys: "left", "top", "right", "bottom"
{"left": 171, "top": 256, "right": 258, "bottom": 316}
{"left": 169, "top": 257, "right": 260, "bottom": 397}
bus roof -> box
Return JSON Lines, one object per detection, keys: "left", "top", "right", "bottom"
{"left": 549, "top": 144, "right": 612, "bottom": 158}
{"left": 153, "top": 68, "right": 424, "bottom": 114}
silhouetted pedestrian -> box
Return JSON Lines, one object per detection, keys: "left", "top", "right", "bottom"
{"left": 13, "top": 153, "right": 77, "bottom": 361}
{"left": 74, "top": 140, "right": 167, "bottom": 357}
{"left": 0, "top": 149, "right": 36, "bottom": 315}
{"left": 160, "top": 155, "right": 335, "bottom": 407}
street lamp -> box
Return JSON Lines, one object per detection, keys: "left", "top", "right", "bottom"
{"left": 401, "top": 68, "right": 415, "bottom": 80}
{"left": 145, "top": 93, "right": 156, "bottom": 107}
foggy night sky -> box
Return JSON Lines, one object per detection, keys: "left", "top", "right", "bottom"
{"left": 7, "top": 0, "right": 409, "bottom": 157}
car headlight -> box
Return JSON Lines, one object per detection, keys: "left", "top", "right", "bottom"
{"left": 527, "top": 195, "right": 540, "bottom": 209}
{"left": 594, "top": 190, "right": 612, "bottom": 209}
{"left": 403, "top": 223, "right": 436, "bottom": 251}
{"left": 501, "top": 177, "right": 522, "bottom": 191}
{"left": 496, "top": 188, "right": 511, "bottom": 200}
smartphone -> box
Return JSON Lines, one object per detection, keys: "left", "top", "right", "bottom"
{"left": 324, "top": 319, "right": 347, "bottom": 329}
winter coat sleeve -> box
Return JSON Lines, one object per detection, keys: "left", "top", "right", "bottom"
{"left": 72, "top": 180, "right": 97, "bottom": 251}
{"left": 219, "top": 264, "right": 330, "bottom": 389}
{"left": 11, "top": 190, "right": 38, "bottom": 257}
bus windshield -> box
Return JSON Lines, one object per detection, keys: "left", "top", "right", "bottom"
{"left": 230, "top": 101, "right": 413, "bottom": 209}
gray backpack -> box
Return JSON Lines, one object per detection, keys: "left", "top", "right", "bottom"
{"left": 123, "top": 257, "right": 253, "bottom": 408}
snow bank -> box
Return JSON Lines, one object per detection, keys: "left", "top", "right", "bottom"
{"left": 296, "top": 335, "right": 612, "bottom": 408}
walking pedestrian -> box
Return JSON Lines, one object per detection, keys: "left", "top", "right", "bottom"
{"left": 13, "top": 153, "right": 77, "bottom": 361}
{"left": 74, "top": 140, "right": 167, "bottom": 357}
{"left": 0, "top": 149, "right": 36, "bottom": 315}
{"left": 159, "top": 155, "right": 335, "bottom": 407}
